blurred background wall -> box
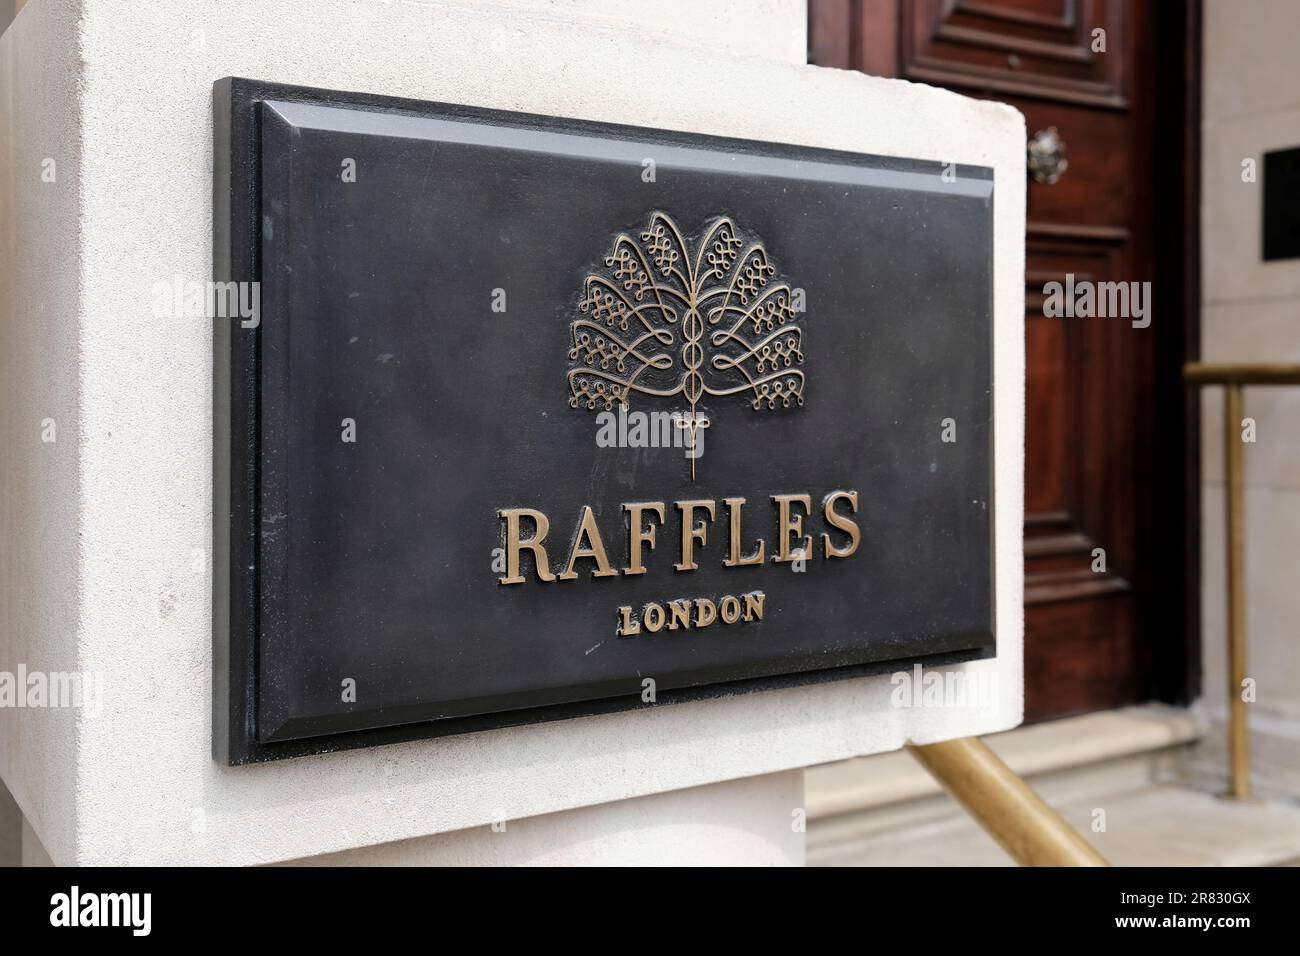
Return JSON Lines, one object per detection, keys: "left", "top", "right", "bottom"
{"left": 1196, "top": 0, "right": 1300, "bottom": 796}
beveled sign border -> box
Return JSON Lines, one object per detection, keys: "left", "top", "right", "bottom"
{"left": 212, "top": 77, "right": 996, "bottom": 765}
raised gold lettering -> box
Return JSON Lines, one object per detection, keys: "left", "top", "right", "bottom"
{"left": 722, "top": 497, "right": 764, "bottom": 567}
{"left": 667, "top": 599, "right": 692, "bottom": 630}
{"left": 695, "top": 597, "right": 717, "bottom": 627}
{"left": 644, "top": 603, "right": 665, "bottom": 632}
{"left": 822, "top": 490, "right": 861, "bottom": 559}
{"left": 498, "top": 508, "right": 556, "bottom": 585}
{"left": 675, "top": 499, "right": 717, "bottom": 571}
{"left": 558, "top": 506, "right": 618, "bottom": 580}
{"left": 771, "top": 493, "right": 812, "bottom": 564}
{"left": 623, "top": 502, "right": 665, "bottom": 576}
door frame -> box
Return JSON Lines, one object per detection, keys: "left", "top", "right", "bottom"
{"left": 1147, "top": 0, "right": 1202, "bottom": 706}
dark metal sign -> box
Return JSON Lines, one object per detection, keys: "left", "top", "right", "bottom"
{"left": 213, "top": 78, "right": 995, "bottom": 763}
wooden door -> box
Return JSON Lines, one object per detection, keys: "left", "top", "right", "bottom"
{"left": 809, "top": 0, "right": 1200, "bottom": 721}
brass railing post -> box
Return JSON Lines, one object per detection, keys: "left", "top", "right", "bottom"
{"left": 907, "top": 737, "right": 1109, "bottom": 866}
{"left": 1223, "top": 383, "right": 1249, "bottom": 798}
{"left": 1184, "top": 362, "right": 1300, "bottom": 800}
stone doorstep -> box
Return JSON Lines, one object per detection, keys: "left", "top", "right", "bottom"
{"left": 810, "top": 780, "right": 1300, "bottom": 867}
{"left": 806, "top": 703, "right": 1204, "bottom": 822}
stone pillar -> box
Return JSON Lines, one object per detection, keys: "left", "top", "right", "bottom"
{"left": 0, "top": 0, "right": 1024, "bottom": 865}
{"left": 285, "top": 771, "right": 804, "bottom": 866}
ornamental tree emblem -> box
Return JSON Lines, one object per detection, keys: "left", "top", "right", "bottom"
{"left": 567, "top": 212, "right": 805, "bottom": 478}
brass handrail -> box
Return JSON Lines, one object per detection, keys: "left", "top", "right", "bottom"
{"left": 1183, "top": 363, "right": 1300, "bottom": 386}
{"left": 908, "top": 738, "right": 1109, "bottom": 865}
{"left": 1184, "top": 361, "right": 1300, "bottom": 799}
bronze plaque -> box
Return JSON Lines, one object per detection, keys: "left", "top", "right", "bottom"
{"left": 213, "top": 78, "right": 995, "bottom": 763}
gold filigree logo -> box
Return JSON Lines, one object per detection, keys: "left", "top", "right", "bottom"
{"left": 567, "top": 212, "right": 805, "bottom": 478}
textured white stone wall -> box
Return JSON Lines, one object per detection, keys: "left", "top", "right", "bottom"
{"left": 1198, "top": 0, "right": 1300, "bottom": 791}
{"left": 0, "top": 0, "right": 1024, "bottom": 865}
{"left": 282, "top": 770, "right": 805, "bottom": 866}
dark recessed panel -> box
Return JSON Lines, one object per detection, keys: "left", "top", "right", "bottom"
{"left": 213, "top": 78, "right": 996, "bottom": 763}
{"left": 1264, "top": 146, "right": 1300, "bottom": 262}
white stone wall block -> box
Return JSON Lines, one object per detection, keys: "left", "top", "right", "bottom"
{"left": 1, "top": 0, "right": 1024, "bottom": 864}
